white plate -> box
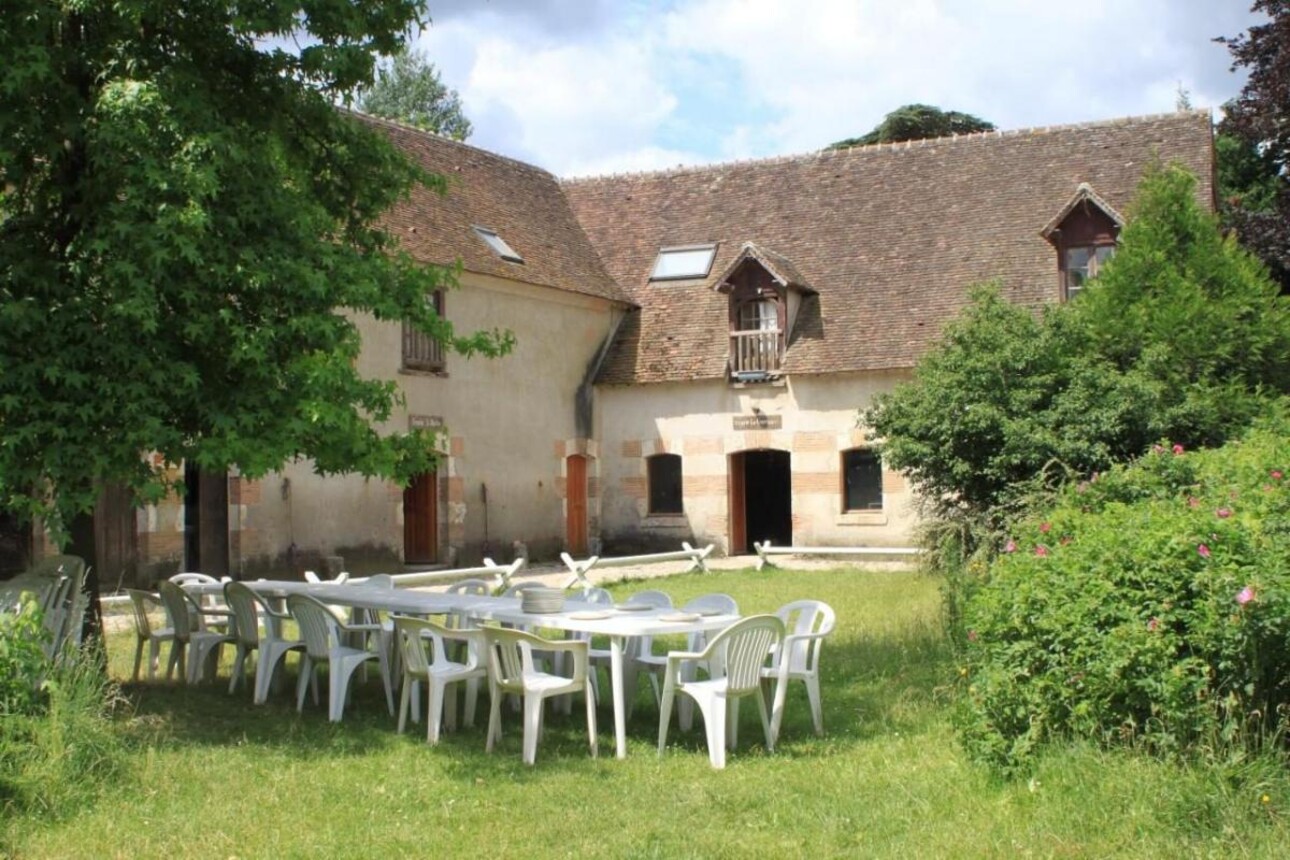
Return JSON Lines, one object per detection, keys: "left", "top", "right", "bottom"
{"left": 659, "top": 612, "right": 700, "bottom": 623}
{"left": 568, "top": 610, "right": 611, "bottom": 621}
{"left": 614, "top": 603, "right": 653, "bottom": 612}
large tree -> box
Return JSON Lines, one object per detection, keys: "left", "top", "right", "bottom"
{"left": 1218, "top": 1, "right": 1290, "bottom": 290}
{"left": 0, "top": 2, "right": 510, "bottom": 533}
{"left": 827, "top": 104, "right": 995, "bottom": 150}
{"left": 357, "top": 47, "right": 472, "bottom": 139}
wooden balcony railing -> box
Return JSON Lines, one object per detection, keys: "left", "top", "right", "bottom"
{"left": 402, "top": 322, "right": 444, "bottom": 371}
{"left": 730, "top": 328, "right": 782, "bottom": 376}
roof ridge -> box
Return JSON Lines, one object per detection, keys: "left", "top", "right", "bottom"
{"left": 559, "top": 108, "right": 1214, "bottom": 185}
{"left": 350, "top": 109, "right": 562, "bottom": 181}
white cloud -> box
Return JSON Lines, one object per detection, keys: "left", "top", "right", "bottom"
{"left": 415, "top": 1, "right": 1261, "bottom": 175}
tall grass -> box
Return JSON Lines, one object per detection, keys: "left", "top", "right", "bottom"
{"left": 0, "top": 643, "right": 129, "bottom": 836}
{"left": 4, "top": 567, "right": 1290, "bottom": 858}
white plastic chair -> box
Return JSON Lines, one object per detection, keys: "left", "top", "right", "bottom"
{"left": 638, "top": 593, "right": 739, "bottom": 706}
{"left": 446, "top": 578, "right": 491, "bottom": 596}
{"left": 484, "top": 626, "right": 597, "bottom": 765}
{"left": 393, "top": 616, "right": 487, "bottom": 744}
{"left": 600, "top": 589, "right": 673, "bottom": 714}
{"left": 169, "top": 572, "right": 232, "bottom": 631}
{"left": 658, "top": 614, "right": 785, "bottom": 769}
{"left": 224, "top": 582, "right": 305, "bottom": 704}
{"left": 287, "top": 594, "right": 393, "bottom": 722}
{"left": 158, "top": 580, "right": 233, "bottom": 684}
{"left": 763, "top": 600, "right": 836, "bottom": 741}
{"left": 126, "top": 589, "right": 175, "bottom": 681}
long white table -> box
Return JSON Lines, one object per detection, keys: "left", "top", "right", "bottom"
{"left": 191, "top": 579, "right": 738, "bottom": 759}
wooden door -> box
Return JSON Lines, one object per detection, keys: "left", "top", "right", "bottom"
{"left": 728, "top": 452, "right": 747, "bottom": 555}
{"left": 403, "top": 471, "right": 438, "bottom": 564}
{"left": 566, "top": 455, "right": 588, "bottom": 556}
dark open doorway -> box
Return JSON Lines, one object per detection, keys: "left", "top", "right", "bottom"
{"left": 0, "top": 509, "right": 30, "bottom": 580}
{"left": 64, "top": 483, "right": 138, "bottom": 588}
{"left": 183, "top": 465, "right": 229, "bottom": 577}
{"left": 729, "top": 449, "right": 792, "bottom": 553}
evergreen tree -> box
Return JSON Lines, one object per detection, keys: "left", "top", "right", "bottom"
{"left": 357, "top": 48, "right": 472, "bottom": 140}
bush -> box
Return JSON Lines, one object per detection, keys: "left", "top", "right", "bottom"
{"left": 0, "top": 594, "right": 49, "bottom": 714}
{"left": 867, "top": 164, "right": 1290, "bottom": 527}
{"left": 0, "top": 600, "right": 126, "bottom": 824}
{"left": 957, "top": 408, "right": 1290, "bottom": 771}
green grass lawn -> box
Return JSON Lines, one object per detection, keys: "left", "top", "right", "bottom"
{"left": 6, "top": 567, "right": 1290, "bottom": 858}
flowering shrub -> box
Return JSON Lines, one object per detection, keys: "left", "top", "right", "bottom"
{"left": 957, "top": 411, "right": 1290, "bottom": 770}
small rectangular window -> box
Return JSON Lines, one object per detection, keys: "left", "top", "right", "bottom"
{"left": 843, "top": 449, "right": 882, "bottom": 512}
{"left": 473, "top": 226, "right": 524, "bottom": 263}
{"left": 1064, "top": 244, "right": 1113, "bottom": 300}
{"left": 650, "top": 244, "right": 717, "bottom": 281}
{"left": 402, "top": 290, "right": 445, "bottom": 372}
{"left": 647, "top": 454, "right": 683, "bottom": 515}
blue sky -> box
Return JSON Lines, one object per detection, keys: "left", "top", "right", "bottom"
{"left": 414, "top": 1, "right": 1262, "bottom": 177}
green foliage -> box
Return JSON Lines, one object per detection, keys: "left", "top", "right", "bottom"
{"left": 1217, "top": 6, "right": 1290, "bottom": 291}
{"left": 828, "top": 104, "right": 995, "bottom": 149}
{"left": 957, "top": 412, "right": 1290, "bottom": 771}
{"left": 357, "top": 47, "right": 472, "bottom": 139}
{"left": 0, "top": 642, "right": 126, "bottom": 822}
{"left": 867, "top": 164, "right": 1290, "bottom": 532}
{"left": 0, "top": 2, "right": 511, "bottom": 531}
{"left": 0, "top": 594, "right": 48, "bottom": 715}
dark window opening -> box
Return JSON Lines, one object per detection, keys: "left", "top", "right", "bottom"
{"left": 843, "top": 449, "right": 883, "bottom": 512}
{"left": 647, "top": 454, "right": 683, "bottom": 515}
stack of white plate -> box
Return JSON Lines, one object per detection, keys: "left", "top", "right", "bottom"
{"left": 521, "top": 587, "right": 566, "bottom": 614}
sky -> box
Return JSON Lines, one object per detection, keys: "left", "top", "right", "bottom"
{"left": 410, "top": 0, "right": 1263, "bottom": 178}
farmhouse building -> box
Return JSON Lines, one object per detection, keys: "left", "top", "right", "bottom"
{"left": 4, "top": 110, "right": 1216, "bottom": 582}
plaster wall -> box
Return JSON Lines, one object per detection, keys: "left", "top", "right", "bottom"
{"left": 251, "top": 271, "right": 621, "bottom": 569}
{"left": 595, "top": 371, "right": 918, "bottom": 555}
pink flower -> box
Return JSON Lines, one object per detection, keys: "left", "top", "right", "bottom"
{"left": 1172, "top": 444, "right": 1185, "bottom": 455}
{"left": 1272, "top": 470, "right": 1284, "bottom": 481}
{"left": 1147, "top": 617, "right": 1160, "bottom": 632}
{"left": 1198, "top": 543, "right": 1211, "bottom": 559}
{"left": 1216, "top": 507, "right": 1232, "bottom": 519}
{"left": 1152, "top": 444, "right": 1164, "bottom": 455}
{"left": 1187, "top": 496, "right": 1200, "bottom": 508}
{"left": 1004, "top": 539, "right": 1017, "bottom": 554}
{"left": 1039, "top": 522, "right": 1052, "bottom": 533}
{"left": 1034, "top": 544, "right": 1049, "bottom": 557}
{"left": 1237, "top": 586, "right": 1256, "bottom": 606}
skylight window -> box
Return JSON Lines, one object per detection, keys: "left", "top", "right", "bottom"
{"left": 473, "top": 226, "right": 523, "bottom": 264}
{"left": 650, "top": 244, "right": 717, "bottom": 281}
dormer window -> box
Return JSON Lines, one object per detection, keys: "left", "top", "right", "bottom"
{"left": 473, "top": 225, "right": 523, "bottom": 264}
{"left": 1041, "top": 183, "right": 1123, "bottom": 302}
{"left": 650, "top": 244, "right": 717, "bottom": 281}
{"left": 715, "top": 242, "right": 816, "bottom": 382}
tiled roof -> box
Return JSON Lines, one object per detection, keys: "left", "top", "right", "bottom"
{"left": 561, "top": 111, "right": 1215, "bottom": 385}
{"left": 363, "top": 114, "right": 629, "bottom": 305}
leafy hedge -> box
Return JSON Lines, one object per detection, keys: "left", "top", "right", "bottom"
{"left": 958, "top": 410, "right": 1290, "bottom": 770}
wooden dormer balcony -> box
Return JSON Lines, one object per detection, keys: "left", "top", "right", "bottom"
{"left": 730, "top": 328, "right": 782, "bottom": 377}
